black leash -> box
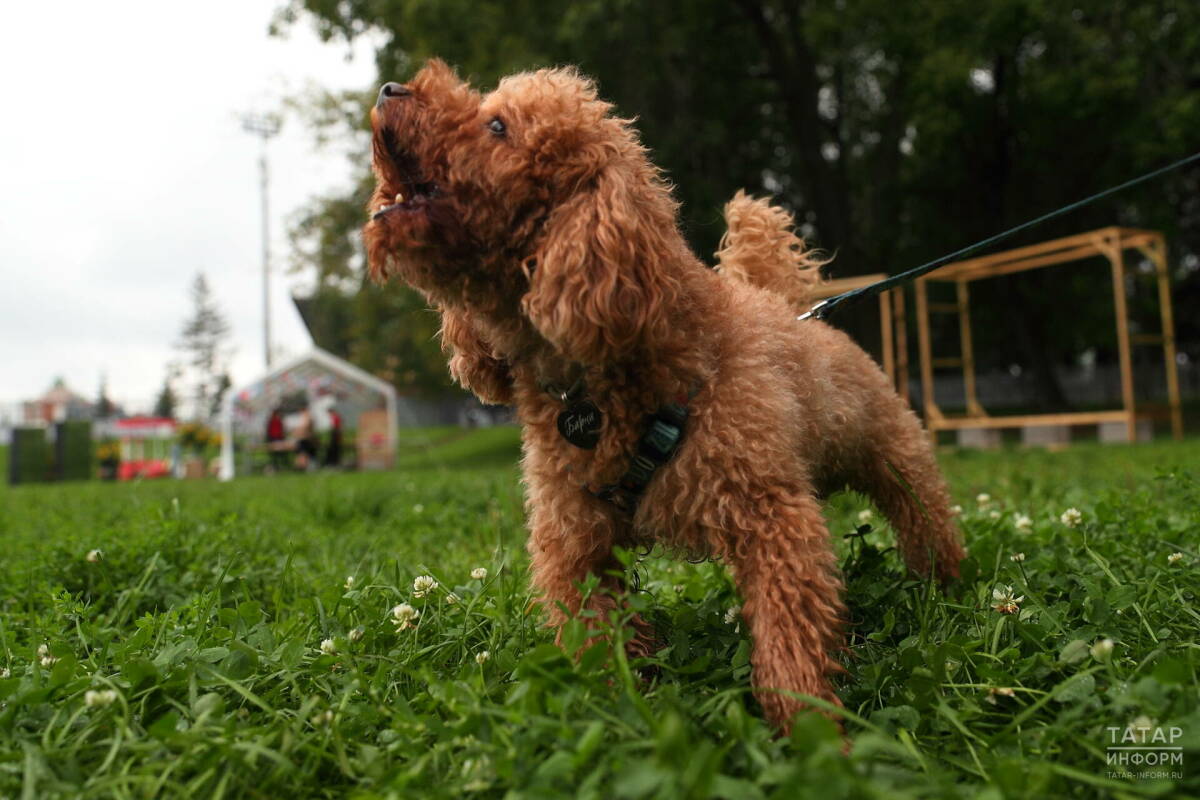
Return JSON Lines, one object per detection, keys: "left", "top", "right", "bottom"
{"left": 799, "top": 150, "right": 1200, "bottom": 321}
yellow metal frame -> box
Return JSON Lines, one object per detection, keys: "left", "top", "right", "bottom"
{"left": 914, "top": 227, "right": 1183, "bottom": 443}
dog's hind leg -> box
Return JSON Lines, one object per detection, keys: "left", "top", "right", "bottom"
{"left": 852, "top": 409, "right": 966, "bottom": 583}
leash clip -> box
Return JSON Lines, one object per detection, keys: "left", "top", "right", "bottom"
{"left": 797, "top": 299, "right": 827, "bottom": 321}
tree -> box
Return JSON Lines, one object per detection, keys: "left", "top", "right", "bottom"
{"left": 95, "top": 373, "right": 115, "bottom": 419}
{"left": 208, "top": 373, "right": 232, "bottom": 420}
{"left": 153, "top": 374, "right": 178, "bottom": 419}
{"left": 275, "top": 0, "right": 1200, "bottom": 406}
{"left": 175, "top": 273, "right": 232, "bottom": 421}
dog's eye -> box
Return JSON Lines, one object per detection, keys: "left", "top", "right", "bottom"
{"left": 488, "top": 117, "right": 506, "bottom": 137}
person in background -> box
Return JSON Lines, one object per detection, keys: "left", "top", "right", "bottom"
{"left": 323, "top": 406, "right": 343, "bottom": 468}
{"left": 265, "top": 407, "right": 287, "bottom": 473}
{"left": 293, "top": 408, "right": 318, "bottom": 471}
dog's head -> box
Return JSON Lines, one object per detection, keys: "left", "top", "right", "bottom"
{"left": 364, "top": 60, "right": 685, "bottom": 364}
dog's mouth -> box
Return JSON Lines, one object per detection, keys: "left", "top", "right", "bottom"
{"left": 372, "top": 128, "right": 439, "bottom": 220}
{"left": 373, "top": 180, "right": 438, "bottom": 219}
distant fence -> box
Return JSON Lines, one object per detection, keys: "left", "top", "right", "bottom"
{"left": 5, "top": 363, "right": 1189, "bottom": 446}
{"left": 395, "top": 395, "right": 512, "bottom": 428}
{"left": 372, "top": 366, "right": 1200, "bottom": 427}
{"left": 911, "top": 361, "right": 1198, "bottom": 412}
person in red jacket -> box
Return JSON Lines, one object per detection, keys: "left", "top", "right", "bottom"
{"left": 265, "top": 407, "right": 287, "bottom": 473}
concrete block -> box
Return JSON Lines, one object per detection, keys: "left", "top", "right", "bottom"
{"left": 1021, "top": 424, "right": 1071, "bottom": 448}
{"left": 1099, "top": 419, "right": 1152, "bottom": 444}
{"left": 956, "top": 428, "right": 1002, "bottom": 449}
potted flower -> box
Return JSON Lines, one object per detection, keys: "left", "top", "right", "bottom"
{"left": 96, "top": 440, "right": 120, "bottom": 481}
{"left": 178, "top": 422, "right": 216, "bottom": 479}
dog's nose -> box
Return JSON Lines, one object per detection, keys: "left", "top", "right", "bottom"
{"left": 377, "top": 82, "right": 412, "bottom": 107}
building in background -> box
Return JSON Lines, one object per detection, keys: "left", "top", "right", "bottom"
{"left": 21, "top": 378, "right": 95, "bottom": 425}
{"left": 291, "top": 293, "right": 509, "bottom": 427}
{"left": 219, "top": 347, "right": 399, "bottom": 479}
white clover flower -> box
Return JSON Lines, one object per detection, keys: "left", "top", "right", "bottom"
{"left": 319, "top": 638, "right": 337, "bottom": 655}
{"left": 1167, "top": 552, "right": 1184, "bottom": 565}
{"left": 1013, "top": 514, "right": 1032, "bottom": 533}
{"left": 857, "top": 509, "right": 873, "bottom": 524}
{"left": 349, "top": 627, "right": 364, "bottom": 643}
{"left": 673, "top": 584, "right": 685, "bottom": 594}
{"left": 84, "top": 689, "right": 118, "bottom": 708}
{"left": 344, "top": 575, "right": 356, "bottom": 590}
{"left": 976, "top": 493, "right": 992, "bottom": 509}
{"left": 1060, "top": 508, "right": 1083, "bottom": 528}
{"left": 470, "top": 567, "right": 488, "bottom": 581}
{"left": 950, "top": 505, "right": 963, "bottom": 516}
{"left": 86, "top": 549, "right": 104, "bottom": 563}
{"left": 989, "top": 510, "right": 1002, "bottom": 520}
{"left": 985, "top": 686, "right": 1015, "bottom": 704}
{"left": 991, "top": 585, "right": 1024, "bottom": 614}
{"left": 391, "top": 603, "right": 420, "bottom": 630}
{"left": 312, "top": 709, "right": 335, "bottom": 727}
{"left": 412, "top": 503, "right": 425, "bottom": 514}
{"left": 1091, "top": 638, "right": 1114, "bottom": 660}
{"left": 37, "top": 644, "right": 57, "bottom": 667}
{"left": 723, "top": 605, "right": 742, "bottom": 625}
{"left": 412, "top": 575, "right": 438, "bottom": 597}
{"left": 0, "top": 667, "right": 10, "bottom": 679}
{"left": 475, "top": 650, "right": 490, "bottom": 664}
{"left": 1010, "top": 552, "right": 1025, "bottom": 562}
{"left": 445, "top": 593, "right": 459, "bottom": 605}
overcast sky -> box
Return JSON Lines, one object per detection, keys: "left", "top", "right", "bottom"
{"left": 0, "top": 1, "right": 380, "bottom": 413}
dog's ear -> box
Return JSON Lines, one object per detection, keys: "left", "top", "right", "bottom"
{"left": 522, "top": 167, "right": 682, "bottom": 364}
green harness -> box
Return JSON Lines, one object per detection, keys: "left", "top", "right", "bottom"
{"left": 590, "top": 401, "right": 689, "bottom": 516}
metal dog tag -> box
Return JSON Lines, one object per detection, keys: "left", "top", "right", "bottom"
{"left": 557, "top": 400, "right": 603, "bottom": 449}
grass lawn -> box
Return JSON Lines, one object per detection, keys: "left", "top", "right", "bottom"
{"left": 1, "top": 429, "right": 1197, "bottom": 798}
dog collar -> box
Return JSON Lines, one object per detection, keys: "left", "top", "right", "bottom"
{"left": 539, "top": 374, "right": 586, "bottom": 403}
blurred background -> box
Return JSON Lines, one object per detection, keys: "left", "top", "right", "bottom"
{"left": 3, "top": 0, "right": 1199, "bottom": 482}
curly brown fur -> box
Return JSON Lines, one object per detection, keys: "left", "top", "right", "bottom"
{"left": 715, "top": 190, "right": 828, "bottom": 309}
{"left": 440, "top": 307, "right": 513, "bottom": 405}
{"left": 364, "top": 60, "right": 966, "bottom": 733}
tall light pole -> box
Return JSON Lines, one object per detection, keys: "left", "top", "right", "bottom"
{"left": 242, "top": 112, "right": 281, "bottom": 369}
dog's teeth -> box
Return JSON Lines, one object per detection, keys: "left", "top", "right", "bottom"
{"left": 395, "top": 192, "right": 405, "bottom": 203}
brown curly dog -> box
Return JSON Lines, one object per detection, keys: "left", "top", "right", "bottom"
{"left": 364, "top": 60, "right": 965, "bottom": 732}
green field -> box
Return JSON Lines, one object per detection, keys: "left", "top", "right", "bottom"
{"left": 1, "top": 429, "right": 1197, "bottom": 798}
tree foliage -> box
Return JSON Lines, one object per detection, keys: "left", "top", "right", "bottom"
{"left": 95, "top": 374, "right": 115, "bottom": 420}
{"left": 175, "top": 273, "right": 233, "bottom": 422}
{"left": 277, "top": 0, "right": 1200, "bottom": 404}
{"left": 153, "top": 376, "right": 177, "bottom": 420}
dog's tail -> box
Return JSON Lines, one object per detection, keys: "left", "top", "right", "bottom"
{"left": 715, "top": 190, "right": 827, "bottom": 310}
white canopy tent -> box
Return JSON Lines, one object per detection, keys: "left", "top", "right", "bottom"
{"left": 219, "top": 347, "right": 398, "bottom": 480}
